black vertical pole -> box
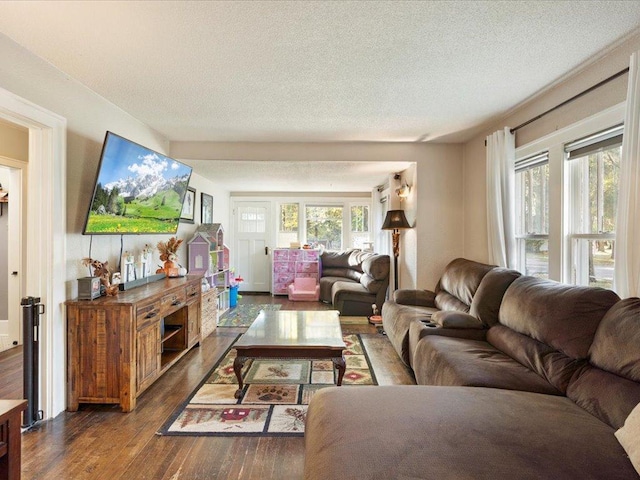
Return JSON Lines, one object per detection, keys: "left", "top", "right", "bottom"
{"left": 21, "top": 296, "right": 41, "bottom": 428}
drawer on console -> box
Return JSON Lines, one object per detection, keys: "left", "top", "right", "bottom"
{"left": 161, "top": 289, "right": 187, "bottom": 312}
{"left": 136, "top": 299, "right": 162, "bottom": 330}
{"left": 185, "top": 282, "right": 200, "bottom": 300}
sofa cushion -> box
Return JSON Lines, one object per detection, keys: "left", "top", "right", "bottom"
{"left": 361, "top": 254, "right": 389, "bottom": 281}
{"left": 469, "top": 267, "right": 521, "bottom": 327}
{"left": 359, "top": 274, "right": 383, "bottom": 294}
{"left": 319, "top": 276, "right": 357, "bottom": 303}
{"left": 486, "top": 325, "right": 582, "bottom": 393}
{"left": 382, "top": 301, "right": 438, "bottom": 366}
{"left": 567, "top": 366, "right": 640, "bottom": 429}
{"left": 498, "top": 276, "right": 620, "bottom": 360}
{"left": 393, "top": 288, "right": 436, "bottom": 307}
{"left": 408, "top": 319, "right": 488, "bottom": 369}
{"left": 331, "top": 280, "right": 378, "bottom": 316}
{"left": 412, "top": 335, "right": 561, "bottom": 395}
{"left": 434, "top": 290, "right": 470, "bottom": 312}
{"left": 304, "top": 386, "right": 637, "bottom": 480}
{"left": 589, "top": 297, "right": 640, "bottom": 382}
{"left": 566, "top": 297, "right": 640, "bottom": 429}
{"left": 321, "top": 267, "right": 361, "bottom": 282}
{"left": 435, "top": 257, "right": 495, "bottom": 308}
{"left": 431, "top": 310, "right": 484, "bottom": 329}
{"left": 319, "top": 249, "right": 358, "bottom": 268}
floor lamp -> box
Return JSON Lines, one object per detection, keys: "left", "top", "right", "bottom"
{"left": 382, "top": 209, "right": 411, "bottom": 291}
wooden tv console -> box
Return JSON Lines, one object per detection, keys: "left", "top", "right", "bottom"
{"left": 66, "top": 276, "right": 202, "bottom": 412}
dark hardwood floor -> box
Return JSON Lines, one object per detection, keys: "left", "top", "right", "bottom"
{"left": 0, "top": 295, "right": 415, "bottom": 480}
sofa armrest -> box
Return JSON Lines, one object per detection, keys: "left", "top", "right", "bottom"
{"left": 431, "top": 311, "right": 484, "bottom": 329}
{"left": 393, "top": 289, "right": 436, "bottom": 307}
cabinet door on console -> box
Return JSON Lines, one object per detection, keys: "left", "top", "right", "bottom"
{"left": 66, "top": 305, "right": 132, "bottom": 411}
{"left": 187, "top": 299, "right": 201, "bottom": 348}
{"left": 136, "top": 322, "right": 161, "bottom": 393}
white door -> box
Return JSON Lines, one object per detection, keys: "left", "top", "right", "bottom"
{"left": 7, "top": 167, "right": 22, "bottom": 347}
{"left": 233, "top": 201, "right": 271, "bottom": 292}
{"left": 0, "top": 160, "right": 24, "bottom": 351}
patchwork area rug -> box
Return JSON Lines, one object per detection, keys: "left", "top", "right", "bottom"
{"left": 157, "top": 333, "right": 377, "bottom": 437}
{"left": 218, "top": 303, "right": 282, "bottom": 327}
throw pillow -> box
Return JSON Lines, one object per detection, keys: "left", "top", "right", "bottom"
{"left": 616, "top": 401, "right": 640, "bottom": 475}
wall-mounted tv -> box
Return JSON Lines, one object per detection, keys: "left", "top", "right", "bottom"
{"left": 83, "top": 132, "right": 193, "bottom": 235}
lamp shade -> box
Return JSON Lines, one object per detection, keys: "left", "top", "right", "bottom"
{"left": 381, "top": 210, "right": 411, "bottom": 230}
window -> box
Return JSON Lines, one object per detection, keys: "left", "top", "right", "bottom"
{"left": 566, "top": 125, "right": 622, "bottom": 289}
{"left": 515, "top": 152, "right": 549, "bottom": 278}
{"left": 305, "top": 205, "right": 343, "bottom": 250}
{"left": 277, "top": 203, "right": 299, "bottom": 247}
{"left": 350, "top": 205, "right": 371, "bottom": 250}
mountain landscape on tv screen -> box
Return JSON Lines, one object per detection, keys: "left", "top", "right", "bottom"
{"left": 85, "top": 148, "right": 191, "bottom": 234}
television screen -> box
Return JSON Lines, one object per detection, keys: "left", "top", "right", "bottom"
{"left": 83, "top": 132, "right": 193, "bottom": 235}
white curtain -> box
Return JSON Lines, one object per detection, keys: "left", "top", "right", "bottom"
{"left": 486, "top": 127, "right": 516, "bottom": 268}
{"left": 614, "top": 51, "right": 640, "bottom": 298}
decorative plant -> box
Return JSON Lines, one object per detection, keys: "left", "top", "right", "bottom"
{"left": 157, "top": 237, "right": 183, "bottom": 275}
{"left": 157, "top": 237, "right": 183, "bottom": 264}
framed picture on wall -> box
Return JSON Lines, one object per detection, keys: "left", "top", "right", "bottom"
{"left": 180, "top": 187, "right": 196, "bottom": 223}
{"left": 201, "top": 193, "right": 213, "bottom": 224}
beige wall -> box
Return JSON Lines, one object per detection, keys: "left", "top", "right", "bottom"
{"left": 462, "top": 31, "right": 640, "bottom": 263}
{"left": 0, "top": 35, "right": 223, "bottom": 290}
{"left": 0, "top": 120, "right": 27, "bottom": 161}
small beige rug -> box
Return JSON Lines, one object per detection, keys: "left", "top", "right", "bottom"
{"left": 340, "top": 316, "right": 369, "bottom": 324}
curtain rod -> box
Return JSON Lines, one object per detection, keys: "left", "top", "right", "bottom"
{"left": 510, "top": 67, "right": 630, "bottom": 134}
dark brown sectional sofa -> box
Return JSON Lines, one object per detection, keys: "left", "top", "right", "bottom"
{"left": 303, "top": 258, "right": 640, "bottom": 479}
{"left": 319, "top": 249, "right": 390, "bottom": 316}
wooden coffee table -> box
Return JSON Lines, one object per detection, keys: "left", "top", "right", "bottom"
{"left": 233, "top": 310, "right": 346, "bottom": 398}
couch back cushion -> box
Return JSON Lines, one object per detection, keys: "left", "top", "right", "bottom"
{"left": 589, "top": 297, "right": 640, "bottom": 382}
{"left": 320, "top": 249, "right": 359, "bottom": 269}
{"left": 322, "top": 267, "right": 362, "bottom": 282}
{"left": 497, "top": 276, "right": 620, "bottom": 359}
{"left": 434, "top": 258, "right": 495, "bottom": 311}
{"left": 469, "top": 268, "right": 521, "bottom": 327}
{"left": 362, "top": 254, "right": 390, "bottom": 281}
{"left": 566, "top": 298, "right": 640, "bottom": 428}
{"left": 359, "top": 254, "right": 390, "bottom": 294}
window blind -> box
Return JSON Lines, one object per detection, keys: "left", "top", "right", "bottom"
{"left": 565, "top": 124, "right": 624, "bottom": 160}
{"left": 515, "top": 151, "right": 549, "bottom": 173}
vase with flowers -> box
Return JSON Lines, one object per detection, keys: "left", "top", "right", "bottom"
{"left": 157, "top": 237, "right": 183, "bottom": 277}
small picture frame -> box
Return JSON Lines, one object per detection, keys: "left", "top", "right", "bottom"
{"left": 180, "top": 187, "right": 196, "bottom": 224}
{"left": 201, "top": 193, "right": 213, "bottom": 224}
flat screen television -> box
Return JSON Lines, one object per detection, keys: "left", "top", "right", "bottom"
{"left": 83, "top": 132, "right": 193, "bottom": 235}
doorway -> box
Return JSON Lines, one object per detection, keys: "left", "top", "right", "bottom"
{"left": 232, "top": 201, "right": 272, "bottom": 293}
{"left": 0, "top": 155, "right": 26, "bottom": 353}
{"left": 0, "top": 86, "right": 67, "bottom": 418}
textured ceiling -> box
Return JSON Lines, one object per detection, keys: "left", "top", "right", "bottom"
{"left": 0, "top": 1, "right": 639, "bottom": 144}
{"left": 1, "top": 1, "right": 639, "bottom": 193}
{"left": 183, "top": 159, "right": 412, "bottom": 193}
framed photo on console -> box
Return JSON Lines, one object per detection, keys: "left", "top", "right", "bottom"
{"left": 201, "top": 192, "right": 213, "bottom": 223}
{"left": 180, "top": 187, "right": 196, "bottom": 223}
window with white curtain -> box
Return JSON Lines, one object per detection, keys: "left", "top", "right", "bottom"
{"left": 305, "top": 205, "right": 343, "bottom": 250}
{"left": 566, "top": 125, "right": 623, "bottom": 289}
{"left": 277, "top": 202, "right": 299, "bottom": 247}
{"left": 350, "top": 204, "right": 370, "bottom": 250}
{"left": 515, "top": 152, "right": 549, "bottom": 278}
